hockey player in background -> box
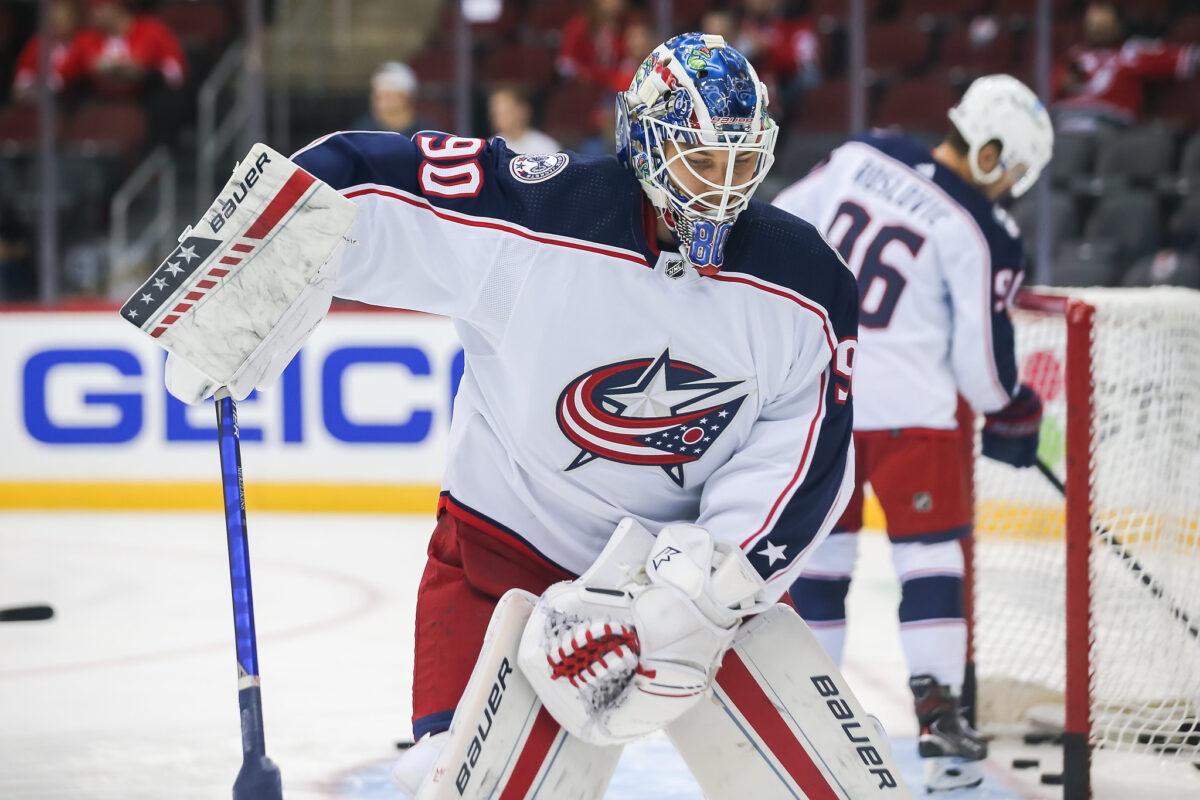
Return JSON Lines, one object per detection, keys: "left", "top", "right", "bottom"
{"left": 772, "top": 74, "right": 1053, "bottom": 792}
{"left": 166, "top": 33, "right": 861, "bottom": 796}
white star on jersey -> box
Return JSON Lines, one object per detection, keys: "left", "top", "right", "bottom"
{"left": 164, "top": 261, "right": 183, "bottom": 277}
{"left": 757, "top": 540, "right": 787, "bottom": 566}
{"left": 604, "top": 352, "right": 730, "bottom": 418}
{"left": 177, "top": 245, "right": 199, "bottom": 263}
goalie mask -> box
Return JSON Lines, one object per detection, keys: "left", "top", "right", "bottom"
{"left": 947, "top": 74, "right": 1054, "bottom": 198}
{"left": 617, "top": 33, "right": 777, "bottom": 274}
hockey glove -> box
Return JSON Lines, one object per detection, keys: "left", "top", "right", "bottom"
{"left": 981, "top": 383, "right": 1042, "bottom": 468}
{"left": 517, "top": 521, "right": 766, "bottom": 746}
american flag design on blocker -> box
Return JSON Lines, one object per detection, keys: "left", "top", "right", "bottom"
{"left": 119, "top": 235, "right": 223, "bottom": 336}
{"left": 118, "top": 143, "right": 357, "bottom": 385}
{"left": 557, "top": 348, "right": 747, "bottom": 487}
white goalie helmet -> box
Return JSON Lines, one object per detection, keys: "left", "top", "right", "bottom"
{"left": 617, "top": 33, "right": 778, "bottom": 274}
{"left": 947, "top": 74, "right": 1054, "bottom": 198}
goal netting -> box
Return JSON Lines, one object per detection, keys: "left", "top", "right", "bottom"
{"left": 970, "top": 287, "right": 1200, "bottom": 768}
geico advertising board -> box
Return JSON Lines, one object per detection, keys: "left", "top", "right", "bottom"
{"left": 1, "top": 310, "right": 462, "bottom": 487}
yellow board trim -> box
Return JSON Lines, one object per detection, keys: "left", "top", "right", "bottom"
{"left": 0, "top": 482, "right": 444, "bottom": 514}
{"left": 0, "top": 482, "right": 892, "bottom": 519}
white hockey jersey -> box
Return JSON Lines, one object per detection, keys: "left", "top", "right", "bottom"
{"left": 772, "top": 132, "right": 1023, "bottom": 431}
{"left": 292, "top": 131, "right": 858, "bottom": 595}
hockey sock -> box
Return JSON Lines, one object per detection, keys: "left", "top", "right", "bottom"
{"left": 892, "top": 539, "right": 967, "bottom": 688}
{"left": 788, "top": 532, "right": 858, "bottom": 665}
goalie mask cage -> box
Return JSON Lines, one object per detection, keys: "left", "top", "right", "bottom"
{"left": 965, "top": 287, "right": 1200, "bottom": 799}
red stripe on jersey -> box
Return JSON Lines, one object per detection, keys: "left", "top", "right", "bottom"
{"left": 150, "top": 327, "right": 167, "bottom": 338}
{"left": 185, "top": 291, "right": 204, "bottom": 300}
{"left": 208, "top": 268, "right": 230, "bottom": 277}
{"left": 220, "top": 256, "right": 242, "bottom": 265}
{"left": 716, "top": 650, "right": 841, "bottom": 799}
{"left": 497, "top": 707, "right": 561, "bottom": 800}
{"left": 173, "top": 303, "right": 192, "bottom": 313}
{"left": 197, "top": 280, "right": 217, "bottom": 289}
{"left": 244, "top": 169, "right": 316, "bottom": 239}
{"left": 162, "top": 314, "right": 179, "bottom": 324}
{"left": 232, "top": 243, "right": 255, "bottom": 253}
{"left": 345, "top": 187, "right": 651, "bottom": 269}
{"left": 743, "top": 371, "right": 827, "bottom": 547}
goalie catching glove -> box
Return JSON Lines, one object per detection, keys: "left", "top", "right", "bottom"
{"left": 517, "top": 519, "right": 768, "bottom": 746}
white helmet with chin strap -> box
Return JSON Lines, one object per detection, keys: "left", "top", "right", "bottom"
{"left": 947, "top": 74, "right": 1053, "bottom": 198}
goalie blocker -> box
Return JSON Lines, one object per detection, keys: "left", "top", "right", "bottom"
{"left": 411, "top": 519, "right": 912, "bottom": 799}
{"left": 120, "top": 143, "right": 357, "bottom": 403}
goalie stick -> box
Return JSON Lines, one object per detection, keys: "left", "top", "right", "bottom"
{"left": 216, "top": 388, "right": 284, "bottom": 800}
{"left": 1035, "top": 458, "right": 1200, "bottom": 642}
{"left": 119, "top": 143, "right": 356, "bottom": 799}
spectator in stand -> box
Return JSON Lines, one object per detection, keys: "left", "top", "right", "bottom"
{"left": 351, "top": 62, "right": 435, "bottom": 138}
{"left": 83, "top": 0, "right": 187, "bottom": 98}
{"left": 609, "top": 15, "right": 655, "bottom": 93}
{"left": 487, "top": 84, "right": 559, "bottom": 154}
{"left": 11, "top": 0, "right": 100, "bottom": 102}
{"left": 75, "top": 0, "right": 189, "bottom": 148}
{"left": 730, "top": 0, "right": 821, "bottom": 118}
{"left": 557, "top": 0, "right": 628, "bottom": 88}
{"left": 1052, "top": 1, "right": 1199, "bottom": 133}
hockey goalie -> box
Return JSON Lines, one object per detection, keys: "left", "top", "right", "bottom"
{"left": 128, "top": 32, "right": 914, "bottom": 799}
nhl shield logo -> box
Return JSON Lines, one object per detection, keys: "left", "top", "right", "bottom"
{"left": 509, "top": 152, "right": 570, "bottom": 183}
{"left": 556, "top": 348, "right": 747, "bottom": 487}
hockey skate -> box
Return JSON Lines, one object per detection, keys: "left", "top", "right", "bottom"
{"left": 910, "top": 675, "right": 987, "bottom": 793}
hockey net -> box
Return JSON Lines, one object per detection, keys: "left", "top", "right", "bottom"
{"left": 969, "top": 287, "right": 1200, "bottom": 778}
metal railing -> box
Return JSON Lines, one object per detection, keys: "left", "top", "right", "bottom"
{"left": 108, "top": 146, "right": 177, "bottom": 292}
{"left": 197, "top": 41, "right": 250, "bottom": 216}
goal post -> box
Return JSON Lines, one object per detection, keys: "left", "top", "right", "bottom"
{"left": 966, "top": 287, "right": 1200, "bottom": 799}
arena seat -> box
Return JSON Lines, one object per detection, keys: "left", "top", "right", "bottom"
{"left": 1048, "top": 240, "right": 1120, "bottom": 287}
{"left": 1087, "top": 126, "right": 1177, "bottom": 193}
{"left": 866, "top": 23, "right": 930, "bottom": 75}
{"left": 873, "top": 78, "right": 958, "bottom": 135}
{"left": 1011, "top": 190, "right": 1078, "bottom": 260}
{"left": 543, "top": 80, "right": 609, "bottom": 143}
{"left": 65, "top": 103, "right": 148, "bottom": 162}
{"left": 1084, "top": 190, "right": 1162, "bottom": 263}
{"left": 484, "top": 45, "right": 557, "bottom": 91}
{"left": 1049, "top": 131, "right": 1096, "bottom": 189}
{"left": 158, "top": 0, "right": 231, "bottom": 53}
{"left": 791, "top": 79, "right": 851, "bottom": 133}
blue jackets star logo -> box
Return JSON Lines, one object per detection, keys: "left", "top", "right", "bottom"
{"left": 556, "top": 348, "right": 747, "bottom": 487}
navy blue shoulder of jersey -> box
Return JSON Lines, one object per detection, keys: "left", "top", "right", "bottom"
{"left": 850, "top": 131, "right": 1025, "bottom": 271}
{"left": 292, "top": 131, "right": 654, "bottom": 262}
{"left": 726, "top": 199, "right": 859, "bottom": 340}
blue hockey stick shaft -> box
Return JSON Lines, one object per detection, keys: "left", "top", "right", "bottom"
{"left": 215, "top": 389, "right": 284, "bottom": 800}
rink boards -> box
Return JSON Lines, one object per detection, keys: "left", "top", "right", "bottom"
{"left": 0, "top": 307, "right": 459, "bottom": 512}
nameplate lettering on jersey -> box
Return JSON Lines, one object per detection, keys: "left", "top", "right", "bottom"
{"left": 851, "top": 158, "right": 949, "bottom": 228}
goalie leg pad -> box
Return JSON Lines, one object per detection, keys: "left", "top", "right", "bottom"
{"left": 416, "top": 590, "right": 622, "bottom": 800}
{"left": 666, "top": 604, "right": 915, "bottom": 799}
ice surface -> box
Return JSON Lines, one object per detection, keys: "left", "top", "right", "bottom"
{"left": 2, "top": 512, "right": 1195, "bottom": 799}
